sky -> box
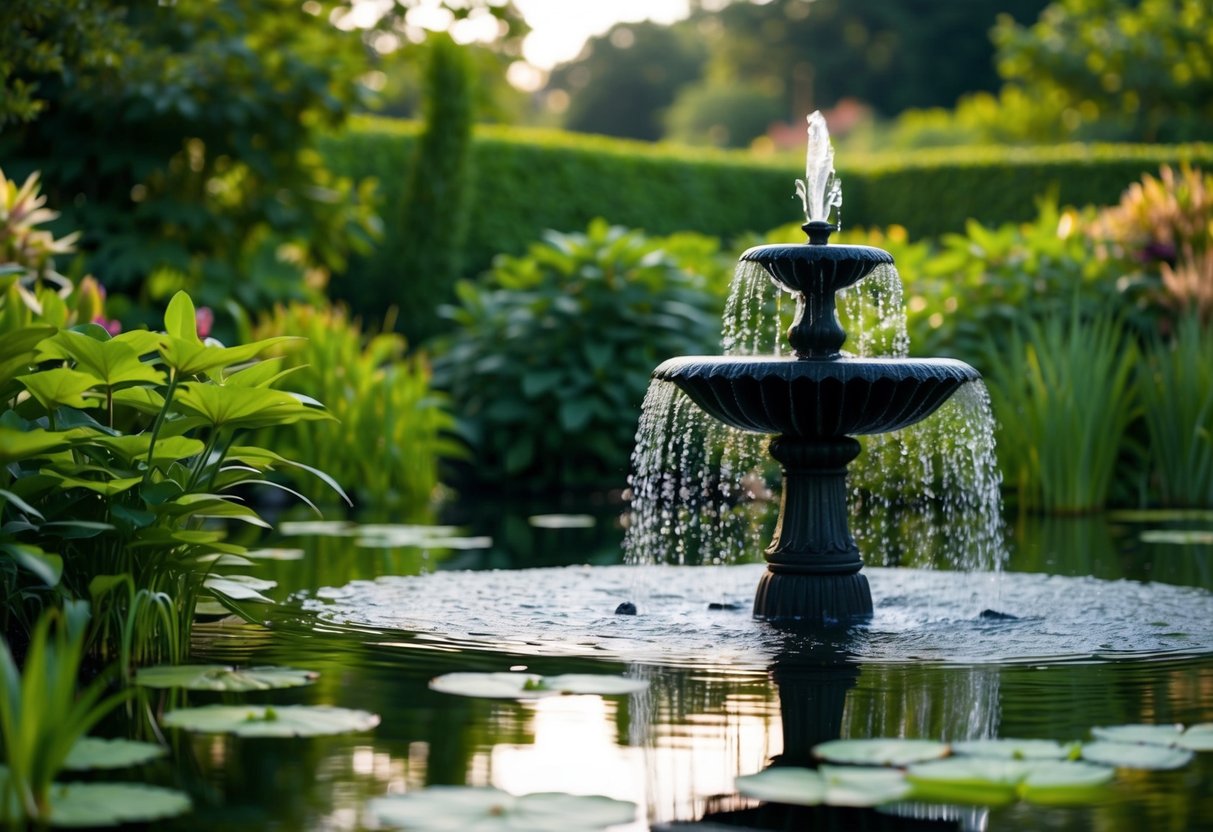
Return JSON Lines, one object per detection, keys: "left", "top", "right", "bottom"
{"left": 512, "top": 0, "right": 691, "bottom": 70}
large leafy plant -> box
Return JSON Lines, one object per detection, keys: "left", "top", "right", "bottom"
{"left": 433, "top": 219, "right": 723, "bottom": 491}
{"left": 1, "top": 288, "right": 341, "bottom": 664}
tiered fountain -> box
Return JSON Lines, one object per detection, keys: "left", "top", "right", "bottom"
{"left": 650, "top": 113, "right": 980, "bottom": 623}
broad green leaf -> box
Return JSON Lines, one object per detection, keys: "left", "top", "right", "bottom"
{"left": 1091, "top": 724, "right": 1184, "bottom": 746}
{"left": 906, "top": 758, "right": 1028, "bottom": 806}
{"left": 87, "top": 434, "right": 204, "bottom": 466}
{"left": 173, "top": 382, "right": 330, "bottom": 430}
{"left": 0, "top": 324, "right": 55, "bottom": 381}
{"left": 167, "top": 496, "right": 269, "bottom": 528}
{"left": 1, "top": 543, "right": 62, "bottom": 586}
{"left": 819, "top": 765, "right": 914, "bottom": 807}
{"left": 42, "top": 471, "right": 142, "bottom": 497}
{"left": 223, "top": 357, "right": 302, "bottom": 388}
{"left": 43, "top": 330, "right": 165, "bottom": 387}
{"left": 0, "top": 427, "right": 87, "bottom": 464}
{"left": 0, "top": 487, "right": 44, "bottom": 519}
{"left": 161, "top": 705, "right": 379, "bottom": 737}
{"left": 368, "top": 787, "right": 635, "bottom": 832}
{"left": 135, "top": 664, "right": 318, "bottom": 692}
{"left": 18, "top": 367, "right": 97, "bottom": 409}
{"left": 1080, "top": 741, "right": 1193, "bottom": 770}
{"left": 204, "top": 574, "right": 277, "bottom": 603}
{"left": 1019, "top": 761, "right": 1115, "bottom": 805}
{"left": 160, "top": 334, "right": 301, "bottom": 376}
{"left": 226, "top": 446, "right": 350, "bottom": 505}
{"left": 63, "top": 737, "right": 167, "bottom": 770}
{"left": 110, "top": 386, "right": 165, "bottom": 415}
{"left": 813, "top": 738, "right": 950, "bottom": 767}
{"left": 951, "top": 739, "right": 1072, "bottom": 760}
{"left": 429, "top": 672, "right": 648, "bottom": 699}
{"left": 735, "top": 767, "right": 826, "bottom": 806}
{"left": 163, "top": 291, "right": 200, "bottom": 342}
{"left": 41, "top": 520, "right": 116, "bottom": 539}
{"left": 45, "top": 782, "right": 191, "bottom": 826}
{"left": 112, "top": 330, "right": 167, "bottom": 357}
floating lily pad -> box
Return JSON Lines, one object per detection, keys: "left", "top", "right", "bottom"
{"left": 135, "top": 664, "right": 318, "bottom": 692}
{"left": 1091, "top": 724, "right": 1184, "bottom": 746}
{"left": 63, "top": 737, "right": 166, "bottom": 770}
{"left": 951, "top": 738, "right": 1073, "bottom": 760}
{"left": 735, "top": 766, "right": 910, "bottom": 808}
{"left": 813, "top": 738, "right": 950, "bottom": 767}
{"left": 162, "top": 705, "right": 379, "bottom": 737}
{"left": 1081, "top": 741, "right": 1193, "bottom": 770}
{"left": 368, "top": 787, "right": 636, "bottom": 832}
{"left": 243, "top": 547, "right": 305, "bottom": 561}
{"left": 193, "top": 597, "right": 231, "bottom": 617}
{"left": 429, "top": 672, "right": 648, "bottom": 699}
{"left": 528, "top": 514, "right": 597, "bottom": 529}
{"left": 1178, "top": 724, "right": 1213, "bottom": 751}
{"left": 46, "top": 782, "right": 191, "bottom": 827}
{"left": 277, "top": 520, "right": 354, "bottom": 536}
{"left": 907, "top": 758, "right": 1113, "bottom": 807}
{"left": 1108, "top": 509, "right": 1213, "bottom": 523}
{"left": 1139, "top": 530, "right": 1213, "bottom": 545}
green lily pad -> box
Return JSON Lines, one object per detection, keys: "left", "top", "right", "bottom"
{"left": 1080, "top": 741, "right": 1193, "bottom": 770}
{"left": 1139, "top": 529, "right": 1213, "bottom": 545}
{"left": 528, "top": 514, "right": 597, "bottom": 529}
{"left": 1178, "top": 724, "right": 1213, "bottom": 751}
{"left": 356, "top": 534, "right": 492, "bottom": 550}
{"left": 135, "top": 664, "right": 319, "bottom": 691}
{"left": 951, "top": 738, "right": 1073, "bottom": 760}
{"left": 368, "top": 787, "right": 636, "bottom": 832}
{"left": 735, "top": 766, "right": 910, "bottom": 808}
{"left": 278, "top": 520, "right": 354, "bottom": 536}
{"left": 63, "top": 737, "right": 166, "bottom": 770}
{"left": 907, "top": 758, "right": 1114, "bottom": 807}
{"left": 46, "top": 782, "right": 191, "bottom": 827}
{"left": 1108, "top": 509, "right": 1213, "bottom": 523}
{"left": 243, "top": 547, "right": 305, "bottom": 561}
{"left": 429, "top": 672, "right": 648, "bottom": 699}
{"left": 813, "top": 738, "right": 950, "bottom": 767}
{"left": 1091, "top": 724, "right": 1184, "bottom": 746}
{"left": 162, "top": 705, "right": 379, "bottom": 737}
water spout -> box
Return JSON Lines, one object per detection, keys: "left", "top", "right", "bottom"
{"left": 795, "top": 111, "right": 842, "bottom": 225}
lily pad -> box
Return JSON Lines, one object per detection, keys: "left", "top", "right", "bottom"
{"left": 243, "top": 547, "right": 305, "bottom": 561}
{"left": 277, "top": 520, "right": 354, "bottom": 536}
{"left": 528, "top": 514, "right": 597, "bottom": 529}
{"left": 429, "top": 672, "right": 648, "bottom": 699}
{"left": 951, "top": 738, "right": 1073, "bottom": 760}
{"left": 1178, "top": 724, "right": 1213, "bottom": 751}
{"left": 368, "top": 787, "right": 636, "bottom": 832}
{"left": 1080, "top": 740, "right": 1193, "bottom": 770}
{"left": 1091, "top": 724, "right": 1184, "bottom": 746}
{"left": 63, "top": 737, "right": 166, "bottom": 770}
{"left": 162, "top": 705, "right": 379, "bottom": 737}
{"left": 907, "top": 758, "right": 1113, "bottom": 807}
{"left": 135, "top": 664, "right": 319, "bottom": 691}
{"left": 813, "top": 738, "right": 950, "bottom": 767}
{"left": 46, "top": 782, "right": 191, "bottom": 827}
{"left": 1139, "top": 529, "right": 1213, "bottom": 545}
{"left": 735, "top": 766, "right": 910, "bottom": 808}
{"left": 1108, "top": 509, "right": 1213, "bottom": 523}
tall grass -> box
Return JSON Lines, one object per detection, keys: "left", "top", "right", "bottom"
{"left": 984, "top": 310, "right": 1140, "bottom": 513}
{"left": 1139, "top": 315, "right": 1213, "bottom": 506}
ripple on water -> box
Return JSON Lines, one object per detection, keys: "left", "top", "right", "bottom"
{"left": 299, "top": 565, "right": 1213, "bottom": 670}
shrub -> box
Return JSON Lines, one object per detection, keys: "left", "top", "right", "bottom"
{"left": 432, "top": 219, "right": 724, "bottom": 491}
{"left": 251, "top": 303, "right": 456, "bottom": 509}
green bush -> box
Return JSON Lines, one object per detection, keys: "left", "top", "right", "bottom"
{"left": 432, "top": 219, "right": 724, "bottom": 491}
{"left": 251, "top": 303, "right": 456, "bottom": 509}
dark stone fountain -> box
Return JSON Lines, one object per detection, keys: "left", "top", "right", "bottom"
{"left": 651, "top": 114, "right": 980, "bottom": 624}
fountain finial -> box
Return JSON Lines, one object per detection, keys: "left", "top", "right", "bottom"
{"left": 795, "top": 111, "right": 842, "bottom": 243}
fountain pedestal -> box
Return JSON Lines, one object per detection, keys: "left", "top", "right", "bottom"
{"left": 756, "top": 436, "right": 872, "bottom": 622}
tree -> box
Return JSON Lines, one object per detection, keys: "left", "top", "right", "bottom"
{"left": 994, "top": 0, "right": 1213, "bottom": 142}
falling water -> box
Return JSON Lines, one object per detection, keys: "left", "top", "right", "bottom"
{"left": 625, "top": 250, "right": 1006, "bottom": 574}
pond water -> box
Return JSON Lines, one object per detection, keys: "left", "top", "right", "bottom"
{"left": 148, "top": 504, "right": 1213, "bottom": 831}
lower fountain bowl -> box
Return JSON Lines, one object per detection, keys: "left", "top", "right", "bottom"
{"left": 653, "top": 355, "right": 981, "bottom": 437}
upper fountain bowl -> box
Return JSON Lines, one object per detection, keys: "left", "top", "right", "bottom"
{"left": 653, "top": 355, "right": 980, "bottom": 438}
{"left": 741, "top": 240, "right": 894, "bottom": 297}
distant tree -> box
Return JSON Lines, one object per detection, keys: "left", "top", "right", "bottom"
{"left": 994, "top": 0, "right": 1213, "bottom": 142}
{"left": 663, "top": 80, "right": 783, "bottom": 148}
{"left": 547, "top": 21, "right": 706, "bottom": 141}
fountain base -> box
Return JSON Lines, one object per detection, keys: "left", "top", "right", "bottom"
{"left": 753, "top": 569, "right": 873, "bottom": 623}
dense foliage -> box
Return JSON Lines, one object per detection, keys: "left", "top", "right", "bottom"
{"left": 432, "top": 220, "right": 723, "bottom": 491}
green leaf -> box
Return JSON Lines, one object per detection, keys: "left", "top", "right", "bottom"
{"left": 87, "top": 434, "right": 205, "bottom": 466}
{"left": 45, "top": 330, "right": 165, "bottom": 387}
{"left": 161, "top": 705, "right": 379, "bottom": 737}
{"left": 203, "top": 574, "right": 277, "bottom": 603}
{"left": 110, "top": 386, "right": 166, "bottom": 415}
{"left": 159, "top": 335, "right": 302, "bottom": 377}
{"left": 0, "top": 487, "right": 45, "bottom": 520}
{"left": 368, "top": 787, "right": 635, "bottom": 832}
{"left": 813, "top": 738, "right": 950, "bottom": 767}
{"left": 1091, "top": 724, "right": 1185, "bottom": 746}
{"left": 163, "top": 291, "right": 200, "bottom": 343}
{"left": 428, "top": 672, "right": 647, "bottom": 699}
{"left": 18, "top": 368, "right": 97, "bottom": 410}
{"left": 0, "top": 427, "right": 86, "bottom": 464}
{"left": 951, "top": 738, "right": 1072, "bottom": 760}
{"left": 1081, "top": 741, "right": 1193, "bottom": 770}
{"left": 63, "top": 738, "right": 167, "bottom": 771}
{"left": 1018, "top": 761, "right": 1116, "bottom": 805}
{"left": 173, "top": 383, "right": 330, "bottom": 430}
{"left": 42, "top": 471, "right": 142, "bottom": 497}
{"left": 134, "top": 664, "right": 318, "bottom": 692}
{"left": 1, "top": 543, "right": 63, "bottom": 586}
{"left": 906, "top": 758, "right": 1027, "bottom": 806}
{"left": 735, "top": 767, "right": 826, "bottom": 806}
{"left": 45, "top": 782, "right": 190, "bottom": 826}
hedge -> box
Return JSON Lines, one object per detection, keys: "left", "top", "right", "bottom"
{"left": 321, "top": 116, "right": 1213, "bottom": 318}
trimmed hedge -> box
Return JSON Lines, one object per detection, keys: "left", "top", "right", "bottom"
{"left": 321, "top": 117, "right": 1213, "bottom": 317}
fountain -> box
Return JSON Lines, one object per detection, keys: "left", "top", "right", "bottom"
{"left": 646, "top": 113, "right": 979, "bottom": 623}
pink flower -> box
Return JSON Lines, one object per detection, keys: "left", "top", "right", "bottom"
{"left": 93, "top": 316, "right": 122, "bottom": 336}
{"left": 195, "top": 306, "right": 214, "bottom": 339}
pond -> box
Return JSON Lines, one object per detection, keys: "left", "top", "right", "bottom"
{"left": 146, "top": 503, "right": 1213, "bottom": 831}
